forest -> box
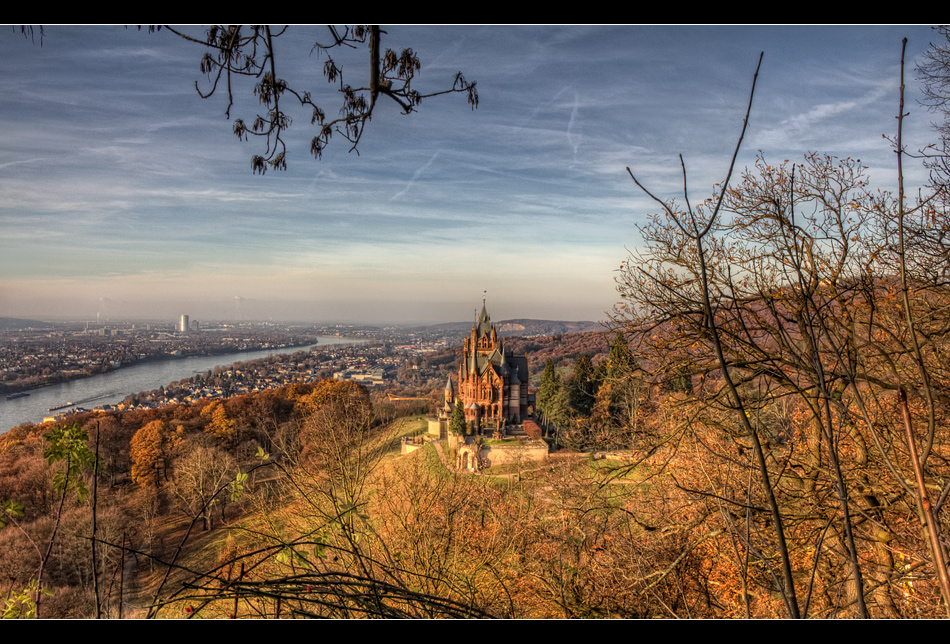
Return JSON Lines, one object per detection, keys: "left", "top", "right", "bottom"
{"left": 3, "top": 28, "right": 950, "bottom": 619}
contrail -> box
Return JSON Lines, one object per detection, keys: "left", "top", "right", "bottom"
{"left": 392, "top": 151, "right": 441, "bottom": 201}
{"left": 0, "top": 158, "right": 45, "bottom": 170}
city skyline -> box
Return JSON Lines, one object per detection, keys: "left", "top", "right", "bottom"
{"left": 0, "top": 25, "right": 940, "bottom": 324}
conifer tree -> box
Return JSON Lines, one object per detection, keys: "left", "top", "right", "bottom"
{"left": 566, "top": 354, "right": 598, "bottom": 417}
{"left": 536, "top": 359, "right": 559, "bottom": 417}
{"left": 449, "top": 399, "right": 467, "bottom": 436}
{"left": 544, "top": 382, "right": 572, "bottom": 434}
{"left": 605, "top": 333, "right": 635, "bottom": 380}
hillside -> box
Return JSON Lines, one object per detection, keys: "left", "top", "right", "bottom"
{"left": 2, "top": 299, "right": 950, "bottom": 618}
{"left": 0, "top": 317, "right": 54, "bottom": 331}
{"left": 410, "top": 318, "right": 602, "bottom": 338}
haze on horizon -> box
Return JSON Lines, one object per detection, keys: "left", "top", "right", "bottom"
{"left": 0, "top": 26, "right": 939, "bottom": 326}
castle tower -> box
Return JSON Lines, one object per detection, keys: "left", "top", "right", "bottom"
{"left": 443, "top": 375, "right": 455, "bottom": 414}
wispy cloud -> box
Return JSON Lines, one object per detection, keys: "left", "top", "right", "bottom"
{"left": 0, "top": 158, "right": 45, "bottom": 171}
{"left": 392, "top": 151, "right": 442, "bottom": 201}
{"left": 0, "top": 25, "right": 938, "bottom": 322}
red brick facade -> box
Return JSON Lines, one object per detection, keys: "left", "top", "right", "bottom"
{"left": 454, "top": 301, "right": 530, "bottom": 428}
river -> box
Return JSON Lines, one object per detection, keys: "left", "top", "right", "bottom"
{"left": 0, "top": 336, "right": 363, "bottom": 433}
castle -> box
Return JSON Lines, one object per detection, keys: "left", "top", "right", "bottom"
{"left": 431, "top": 299, "right": 531, "bottom": 437}
{"left": 419, "top": 299, "right": 549, "bottom": 472}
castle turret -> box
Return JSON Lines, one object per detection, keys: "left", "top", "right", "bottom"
{"left": 443, "top": 375, "right": 455, "bottom": 413}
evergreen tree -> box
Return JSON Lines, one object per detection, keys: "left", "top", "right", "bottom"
{"left": 545, "top": 384, "right": 572, "bottom": 433}
{"left": 449, "top": 400, "right": 467, "bottom": 436}
{"left": 536, "top": 359, "right": 558, "bottom": 417}
{"left": 605, "top": 333, "right": 635, "bottom": 380}
{"left": 567, "top": 354, "right": 598, "bottom": 416}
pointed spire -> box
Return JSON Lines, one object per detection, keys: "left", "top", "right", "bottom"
{"left": 476, "top": 294, "right": 492, "bottom": 339}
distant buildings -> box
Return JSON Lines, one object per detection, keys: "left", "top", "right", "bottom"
{"left": 179, "top": 315, "right": 200, "bottom": 334}
{"left": 332, "top": 367, "right": 386, "bottom": 386}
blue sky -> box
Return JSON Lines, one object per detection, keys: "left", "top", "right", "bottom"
{"left": 0, "top": 25, "right": 940, "bottom": 324}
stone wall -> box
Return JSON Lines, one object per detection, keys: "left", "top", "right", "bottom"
{"left": 427, "top": 416, "right": 446, "bottom": 438}
{"left": 401, "top": 435, "right": 426, "bottom": 455}
{"left": 480, "top": 439, "right": 549, "bottom": 468}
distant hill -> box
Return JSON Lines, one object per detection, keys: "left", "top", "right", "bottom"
{"left": 416, "top": 319, "right": 603, "bottom": 337}
{"left": 494, "top": 319, "right": 603, "bottom": 336}
{"left": 0, "top": 317, "right": 54, "bottom": 331}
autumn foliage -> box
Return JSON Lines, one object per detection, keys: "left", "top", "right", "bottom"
{"left": 6, "top": 34, "right": 950, "bottom": 620}
{"left": 603, "top": 42, "right": 950, "bottom": 616}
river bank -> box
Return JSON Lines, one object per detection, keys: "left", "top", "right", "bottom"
{"left": 0, "top": 341, "right": 320, "bottom": 397}
{"left": 0, "top": 337, "right": 362, "bottom": 432}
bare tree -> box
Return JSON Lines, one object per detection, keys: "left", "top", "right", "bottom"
{"left": 616, "top": 52, "right": 810, "bottom": 618}
{"left": 169, "top": 444, "right": 237, "bottom": 531}
{"left": 611, "top": 37, "right": 950, "bottom": 618}
{"left": 154, "top": 25, "right": 478, "bottom": 173}
{"left": 917, "top": 26, "right": 950, "bottom": 184}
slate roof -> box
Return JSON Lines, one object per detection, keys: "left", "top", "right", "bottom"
{"left": 476, "top": 301, "right": 493, "bottom": 339}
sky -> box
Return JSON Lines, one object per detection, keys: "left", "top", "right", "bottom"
{"left": 0, "top": 25, "right": 942, "bottom": 325}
